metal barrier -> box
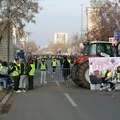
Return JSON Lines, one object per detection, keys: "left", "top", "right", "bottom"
{"left": 46, "top": 68, "right": 71, "bottom": 82}
{"left": 35, "top": 68, "right": 71, "bottom": 82}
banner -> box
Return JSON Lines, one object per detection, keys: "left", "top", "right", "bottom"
{"left": 89, "top": 57, "right": 120, "bottom": 75}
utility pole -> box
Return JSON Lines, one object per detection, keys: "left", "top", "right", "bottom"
{"left": 80, "top": 4, "right": 84, "bottom": 38}
{"left": 86, "top": 7, "right": 88, "bottom": 40}
{"left": 7, "top": 0, "right": 11, "bottom": 63}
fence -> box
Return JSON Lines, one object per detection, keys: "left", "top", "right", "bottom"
{"left": 35, "top": 68, "right": 71, "bottom": 82}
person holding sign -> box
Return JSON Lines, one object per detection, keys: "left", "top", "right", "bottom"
{"left": 100, "top": 68, "right": 113, "bottom": 91}
{"left": 110, "top": 66, "right": 120, "bottom": 91}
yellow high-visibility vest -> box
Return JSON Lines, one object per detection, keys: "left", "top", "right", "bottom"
{"left": 114, "top": 71, "right": 120, "bottom": 81}
{"left": 101, "top": 70, "right": 112, "bottom": 78}
{"left": 68, "top": 59, "right": 71, "bottom": 63}
{"left": 0, "top": 66, "right": 3, "bottom": 74}
{"left": 17, "top": 63, "right": 20, "bottom": 74}
{"left": 29, "top": 64, "right": 35, "bottom": 76}
{"left": 12, "top": 66, "right": 19, "bottom": 76}
{"left": 40, "top": 62, "right": 47, "bottom": 70}
{"left": 52, "top": 60, "right": 57, "bottom": 67}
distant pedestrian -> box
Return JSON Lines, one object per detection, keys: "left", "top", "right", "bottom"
{"left": 62, "top": 56, "right": 70, "bottom": 86}
{"left": 15, "top": 58, "right": 21, "bottom": 87}
{"left": 39, "top": 58, "right": 48, "bottom": 84}
{"left": 8, "top": 62, "right": 21, "bottom": 93}
{"left": 19, "top": 59, "right": 27, "bottom": 92}
{"left": 27, "top": 60, "right": 35, "bottom": 90}
{"left": 0, "top": 61, "right": 10, "bottom": 89}
{"left": 51, "top": 58, "right": 57, "bottom": 73}
{"left": 34, "top": 55, "right": 38, "bottom": 69}
{"left": 59, "top": 57, "right": 63, "bottom": 68}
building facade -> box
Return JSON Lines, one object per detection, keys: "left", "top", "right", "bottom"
{"left": 0, "top": 24, "right": 28, "bottom": 62}
{"left": 54, "top": 32, "right": 68, "bottom": 44}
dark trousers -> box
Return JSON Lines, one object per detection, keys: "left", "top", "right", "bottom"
{"left": 12, "top": 76, "right": 19, "bottom": 91}
{"left": 108, "top": 82, "right": 115, "bottom": 90}
{"left": 28, "top": 75, "right": 34, "bottom": 90}
{"left": 101, "top": 77, "right": 114, "bottom": 89}
{"left": 52, "top": 67, "right": 56, "bottom": 72}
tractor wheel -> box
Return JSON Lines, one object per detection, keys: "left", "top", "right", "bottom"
{"left": 78, "top": 61, "right": 90, "bottom": 89}
{"left": 71, "top": 64, "right": 82, "bottom": 86}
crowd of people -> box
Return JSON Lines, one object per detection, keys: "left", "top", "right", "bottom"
{"left": 1, "top": 54, "right": 120, "bottom": 92}
{"left": 0, "top": 58, "right": 36, "bottom": 93}
{"left": 0, "top": 55, "right": 76, "bottom": 92}
{"left": 90, "top": 66, "right": 120, "bottom": 91}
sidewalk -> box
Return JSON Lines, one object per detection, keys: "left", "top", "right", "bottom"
{"left": 0, "top": 90, "right": 8, "bottom": 102}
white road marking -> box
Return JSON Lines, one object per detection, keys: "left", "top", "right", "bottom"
{"left": 55, "top": 81, "right": 60, "bottom": 86}
{"left": 64, "top": 93, "right": 77, "bottom": 107}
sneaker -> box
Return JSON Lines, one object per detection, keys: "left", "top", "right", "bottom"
{"left": 107, "top": 88, "right": 111, "bottom": 92}
{"left": 100, "top": 83, "right": 104, "bottom": 87}
{"left": 44, "top": 81, "right": 47, "bottom": 84}
{"left": 99, "top": 88, "right": 103, "bottom": 91}
{"left": 15, "top": 90, "right": 21, "bottom": 93}
{"left": 22, "top": 90, "right": 26, "bottom": 92}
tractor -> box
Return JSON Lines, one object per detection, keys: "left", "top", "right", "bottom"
{"left": 71, "top": 41, "right": 120, "bottom": 89}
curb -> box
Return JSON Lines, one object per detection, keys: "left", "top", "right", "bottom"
{"left": 0, "top": 92, "right": 12, "bottom": 111}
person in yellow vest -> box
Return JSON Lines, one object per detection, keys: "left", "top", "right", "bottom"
{"left": 0, "top": 61, "right": 9, "bottom": 89}
{"left": 15, "top": 58, "right": 20, "bottom": 73}
{"left": 51, "top": 58, "right": 57, "bottom": 73}
{"left": 27, "top": 60, "right": 35, "bottom": 90}
{"left": 100, "top": 68, "right": 113, "bottom": 91}
{"left": 59, "top": 56, "right": 63, "bottom": 68}
{"left": 0, "top": 61, "right": 10, "bottom": 89}
{"left": 0, "top": 60, "right": 2, "bottom": 74}
{"left": 8, "top": 62, "right": 21, "bottom": 93}
{"left": 39, "top": 58, "right": 48, "bottom": 84}
{"left": 113, "top": 66, "right": 120, "bottom": 81}
{"left": 67, "top": 57, "right": 71, "bottom": 63}
{"left": 62, "top": 56, "right": 70, "bottom": 86}
{"left": 111, "top": 66, "right": 120, "bottom": 91}
{"left": 19, "top": 59, "right": 27, "bottom": 92}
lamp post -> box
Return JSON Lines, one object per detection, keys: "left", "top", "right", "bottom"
{"left": 80, "top": 4, "right": 84, "bottom": 38}
{"left": 7, "top": 1, "right": 11, "bottom": 63}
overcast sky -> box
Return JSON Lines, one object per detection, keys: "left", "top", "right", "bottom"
{"left": 25, "top": 0, "right": 90, "bottom": 48}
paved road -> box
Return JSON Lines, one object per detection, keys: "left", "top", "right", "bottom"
{"left": 1, "top": 60, "right": 120, "bottom": 120}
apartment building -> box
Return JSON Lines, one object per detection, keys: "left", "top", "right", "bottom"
{"left": 54, "top": 32, "right": 68, "bottom": 44}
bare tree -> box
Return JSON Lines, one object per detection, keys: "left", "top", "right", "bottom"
{"left": 0, "top": 0, "right": 41, "bottom": 62}
{"left": 0, "top": 0, "right": 41, "bottom": 41}
{"left": 86, "top": 0, "right": 120, "bottom": 41}
{"left": 24, "top": 40, "right": 38, "bottom": 53}
{"left": 70, "top": 33, "right": 84, "bottom": 52}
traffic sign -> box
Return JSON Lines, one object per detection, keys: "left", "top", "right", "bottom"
{"left": 109, "top": 37, "right": 117, "bottom": 45}
{"left": 114, "top": 31, "right": 120, "bottom": 40}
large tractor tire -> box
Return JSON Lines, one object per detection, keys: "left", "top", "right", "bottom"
{"left": 71, "top": 64, "right": 82, "bottom": 86}
{"left": 78, "top": 61, "right": 90, "bottom": 89}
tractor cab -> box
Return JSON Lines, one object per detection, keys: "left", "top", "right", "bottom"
{"left": 82, "top": 41, "right": 115, "bottom": 57}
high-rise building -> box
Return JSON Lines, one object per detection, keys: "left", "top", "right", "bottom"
{"left": 86, "top": 7, "right": 100, "bottom": 31}
{"left": 86, "top": 7, "right": 100, "bottom": 40}
{"left": 54, "top": 32, "right": 68, "bottom": 44}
